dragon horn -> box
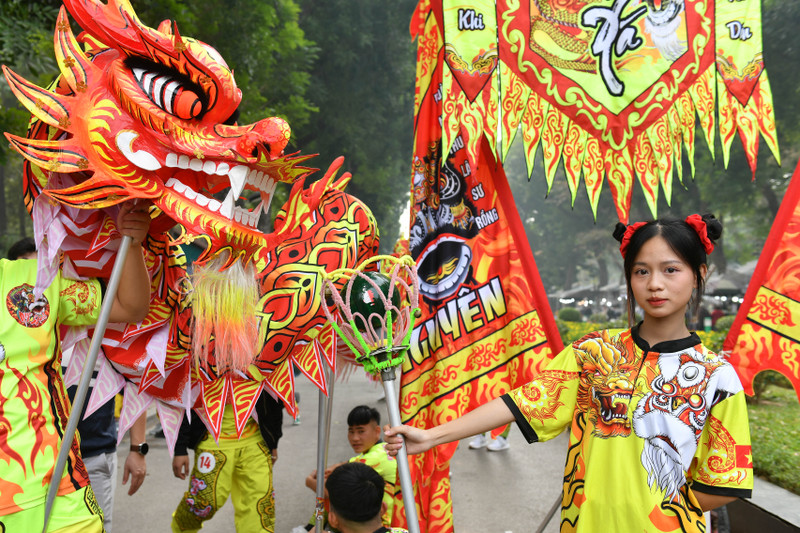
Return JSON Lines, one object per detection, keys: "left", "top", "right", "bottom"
{"left": 1, "top": 66, "right": 72, "bottom": 131}
{"left": 5, "top": 133, "right": 89, "bottom": 174}
{"left": 157, "top": 19, "right": 172, "bottom": 35}
{"left": 54, "top": 7, "right": 98, "bottom": 94}
{"left": 62, "top": 0, "right": 151, "bottom": 55}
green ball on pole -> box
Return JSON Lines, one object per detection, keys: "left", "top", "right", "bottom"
{"left": 345, "top": 271, "right": 400, "bottom": 333}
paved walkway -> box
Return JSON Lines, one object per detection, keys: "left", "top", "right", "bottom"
{"left": 109, "top": 371, "right": 799, "bottom": 532}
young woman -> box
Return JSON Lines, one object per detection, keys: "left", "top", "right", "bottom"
{"left": 385, "top": 214, "right": 753, "bottom": 532}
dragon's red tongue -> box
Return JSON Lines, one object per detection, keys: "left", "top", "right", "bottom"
{"left": 170, "top": 168, "right": 207, "bottom": 192}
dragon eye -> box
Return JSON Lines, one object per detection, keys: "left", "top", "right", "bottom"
{"left": 131, "top": 66, "right": 204, "bottom": 120}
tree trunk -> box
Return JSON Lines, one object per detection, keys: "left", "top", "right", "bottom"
{"left": 597, "top": 257, "right": 608, "bottom": 288}
{"left": 564, "top": 261, "right": 575, "bottom": 290}
{"left": 16, "top": 186, "right": 27, "bottom": 238}
{"left": 760, "top": 181, "right": 781, "bottom": 218}
{"left": 714, "top": 238, "right": 728, "bottom": 274}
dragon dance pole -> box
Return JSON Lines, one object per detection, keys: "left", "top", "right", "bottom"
{"left": 314, "top": 363, "right": 336, "bottom": 532}
{"left": 320, "top": 255, "right": 421, "bottom": 533}
{"left": 43, "top": 235, "right": 133, "bottom": 533}
{"left": 377, "top": 354, "right": 418, "bottom": 533}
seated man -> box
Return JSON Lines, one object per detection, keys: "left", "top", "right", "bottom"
{"left": 326, "top": 462, "right": 408, "bottom": 533}
{"left": 299, "top": 405, "right": 397, "bottom": 532}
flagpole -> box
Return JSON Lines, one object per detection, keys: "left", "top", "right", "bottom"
{"left": 42, "top": 235, "right": 133, "bottom": 533}
{"left": 534, "top": 494, "right": 562, "bottom": 533}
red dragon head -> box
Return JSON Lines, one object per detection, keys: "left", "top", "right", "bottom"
{"left": 3, "top": 0, "right": 317, "bottom": 268}
{"left": 3, "top": 0, "right": 381, "bottom": 441}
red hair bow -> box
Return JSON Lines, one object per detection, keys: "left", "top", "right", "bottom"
{"left": 619, "top": 222, "right": 647, "bottom": 258}
{"left": 685, "top": 214, "right": 715, "bottom": 254}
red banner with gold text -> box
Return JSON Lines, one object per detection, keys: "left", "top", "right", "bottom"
{"left": 393, "top": 6, "right": 562, "bottom": 531}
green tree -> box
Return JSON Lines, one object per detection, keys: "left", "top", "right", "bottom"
{"left": 294, "top": 0, "right": 417, "bottom": 253}
{"left": 0, "top": 0, "right": 62, "bottom": 252}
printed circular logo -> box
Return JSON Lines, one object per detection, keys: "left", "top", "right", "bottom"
{"left": 196, "top": 452, "right": 216, "bottom": 474}
{"left": 6, "top": 284, "right": 50, "bottom": 328}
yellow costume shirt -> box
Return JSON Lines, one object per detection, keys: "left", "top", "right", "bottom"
{"left": 503, "top": 327, "right": 753, "bottom": 533}
{"left": 0, "top": 258, "right": 101, "bottom": 516}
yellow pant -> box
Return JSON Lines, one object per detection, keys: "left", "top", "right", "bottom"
{"left": 0, "top": 485, "right": 104, "bottom": 533}
{"left": 171, "top": 438, "right": 275, "bottom": 532}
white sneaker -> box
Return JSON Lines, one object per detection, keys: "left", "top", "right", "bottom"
{"left": 468, "top": 433, "right": 489, "bottom": 449}
{"left": 290, "top": 526, "right": 308, "bottom": 533}
{"left": 487, "top": 435, "right": 510, "bottom": 451}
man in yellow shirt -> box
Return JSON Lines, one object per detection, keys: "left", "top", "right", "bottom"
{"left": 0, "top": 202, "right": 151, "bottom": 533}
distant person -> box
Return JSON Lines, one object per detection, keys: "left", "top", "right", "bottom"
{"left": 468, "top": 424, "right": 511, "bottom": 451}
{"left": 711, "top": 305, "right": 725, "bottom": 327}
{"left": 691, "top": 304, "right": 711, "bottom": 331}
{"left": 325, "top": 462, "right": 408, "bottom": 533}
{"left": 7, "top": 236, "right": 36, "bottom": 260}
{"left": 0, "top": 202, "right": 152, "bottom": 533}
{"left": 64, "top": 363, "right": 148, "bottom": 532}
{"left": 296, "top": 405, "right": 397, "bottom": 532}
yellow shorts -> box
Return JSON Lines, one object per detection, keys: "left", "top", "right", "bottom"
{"left": 0, "top": 485, "right": 104, "bottom": 533}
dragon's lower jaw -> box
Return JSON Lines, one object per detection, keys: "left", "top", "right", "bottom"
{"left": 161, "top": 149, "right": 279, "bottom": 229}
{"left": 164, "top": 178, "right": 267, "bottom": 229}
{"left": 157, "top": 187, "right": 272, "bottom": 265}
{"left": 154, "top": 148, "right": 289, "bottom": 260}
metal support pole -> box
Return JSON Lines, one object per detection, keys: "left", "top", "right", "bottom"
{"left": 314, "top": 364, "right": 335, "bottom": 532}
{"left": 43, "top": 235, "right": 133, "bottom": 533}
{"left": 534, "top": 493, "right": 562, "bottom": 533}
{"left": 380, "top": 366, "right": 420, "bottom": 533}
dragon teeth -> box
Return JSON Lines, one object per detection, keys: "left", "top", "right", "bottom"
{"left": 163, "top": 153, "right": 272, "bottom": 230}
{"left": 215, "top": 162, "right": 230, "bottom": 176}
{"left": 228, "top": 165, "right": 248, "bottom": 199}
{"left": 165, "top": 179, "right": 262, "bottom": 230}
{"left": 220, "top": 192, "right": 235, "bottom": 219}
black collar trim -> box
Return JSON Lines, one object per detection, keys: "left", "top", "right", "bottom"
{"left": 631, "top": 323, "right": 701, "bottom": 354}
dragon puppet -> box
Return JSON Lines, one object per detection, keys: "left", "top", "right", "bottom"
{"left": 2, "top": 0, "right": 379, "bottom": 449}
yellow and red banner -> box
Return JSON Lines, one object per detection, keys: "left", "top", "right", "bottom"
{"left": 396, "top": 7, "right": 561, "bottom": 531}
{"left": 418, "top": 0, "right": 778, "bottom": 222}
{"left": 724, "top": 158, "right": 800, "bottom": 404}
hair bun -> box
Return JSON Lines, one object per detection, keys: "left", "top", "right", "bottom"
{"left": 701, "top": 213, "right": 723, "bottom": 242}
{"left": 612, "top": 222, "right": 627, "bottom": 243}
